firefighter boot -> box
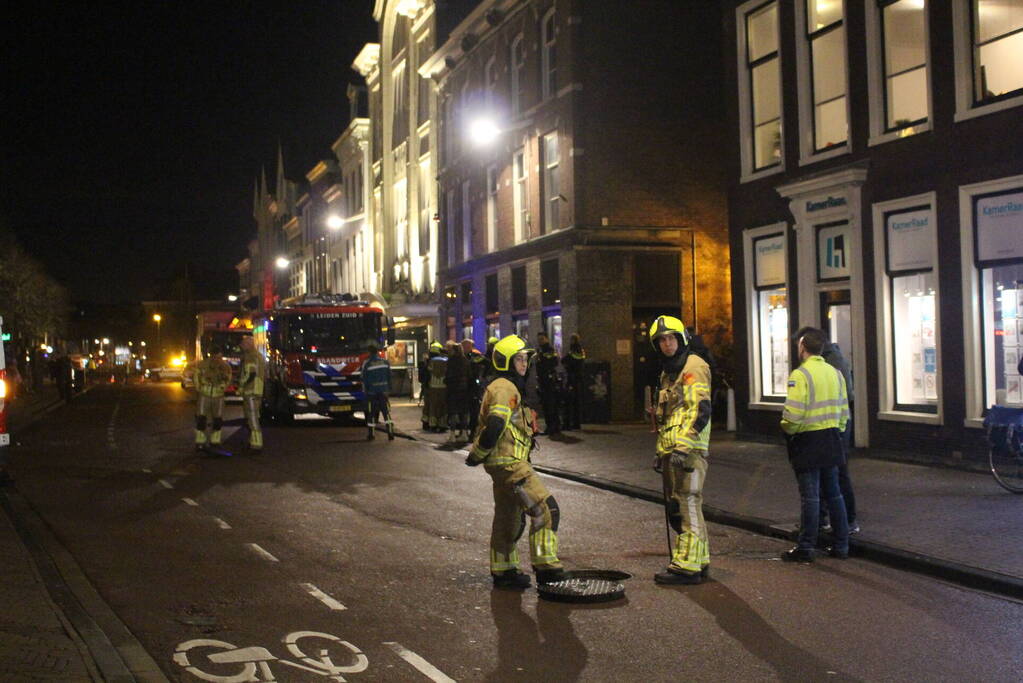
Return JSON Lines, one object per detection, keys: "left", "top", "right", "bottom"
{"left": 492, "top": 569, "right": 531, "bottom": 590}
{"left": 249, "top": 429, "right": 263, "bottom": 451}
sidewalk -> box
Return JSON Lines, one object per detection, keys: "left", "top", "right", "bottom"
{"left": 388, "top": 401, "right": 1023, "bottom": 598}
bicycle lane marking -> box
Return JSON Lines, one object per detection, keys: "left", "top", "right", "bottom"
{"left": 383, "top": 642, "right": 456, "bottom": 683}
{"left": 300, "top": 583, "right": 347, "bottom": 611}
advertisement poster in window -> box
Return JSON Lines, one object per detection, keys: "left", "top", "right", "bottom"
{"left": 976, "top": 190, "right": 1023, "bottom": 262}
{"left": 887, "top": 208, "right": 933, "bottom": 271}
{"left": 754, "top": 234, "right": 786, "bottom": 287}
{"left": 816, "top": 222, "right": 850, "bottom": 281}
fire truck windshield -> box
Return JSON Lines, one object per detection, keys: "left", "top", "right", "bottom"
{"left": 285, "top": 313, "right": 382, "bottom": 354}
{"left": 203, "top": 331, "right": 245, "bottom": 357}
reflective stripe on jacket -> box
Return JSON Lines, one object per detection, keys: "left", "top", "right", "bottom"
{"left": 656, "top": 354, "right": 712, "bottom": 455}
{"left": 239, "top": 350, "right": 266, "bottom": 397}
{"left": 780, "top": 355, "right": 849, "bottom": 435}
{"left": 196, "top": 358, "right": 232, "bottom": 398}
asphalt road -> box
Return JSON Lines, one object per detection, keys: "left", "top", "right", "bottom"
{"left": 10, "top": 382, "right": 1023, "bottom": 681}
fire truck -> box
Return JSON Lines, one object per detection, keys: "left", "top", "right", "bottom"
{"left": 254, "top": 294, "right": 393, "bottom": 423}
{"left": 0, "top": 316, "right": 9, "bottom": 455}
{"left": 182, "top": 311, "right": 251, "bottom": 393}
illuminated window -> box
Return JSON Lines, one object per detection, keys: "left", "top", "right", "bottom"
{"left": 511, "top": 35, "right": 526, "bottom": 116}
{"left": 746, "top": 2, "right": 782, "bottom": 170}
{"left": 746, "top": 227, "right": 789, "bottom": 402}
{"left": 513, "top": 148, "right": 528, "bottom": 243}
{"left": 806, "top": 0, "right": 848, "bottom": 151}
{"left": 972, "top": 0, "right": 1023, "bottom": 104}
{"left": 879, "top": 0, "right": 929, "bottom": 133}
{"left": 542, "top": 131, "right": 560, "bottom": 234}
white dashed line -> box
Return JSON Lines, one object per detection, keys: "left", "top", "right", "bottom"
{"left": 212, "top": 517, "right": 232, "bottom": 530}
{"left": 142, "top": 468, "right": 152, "bottom": 474}
{"left": 246, "top": 543, "right": 279, "bottom": 562}
{"left": 383, "top": 642, "right": 455, "bottom": 683}
{"left": 454, "top": 449, "right": 470, "bottom": 456}
{"left": 300, "top": 583, "right": 347, "bottom": 611}
{"left": 158, "top": 479, "right": 174, "bottom": 489}
{"left": 182, "top": 498, "right": 198, "bottom": 506}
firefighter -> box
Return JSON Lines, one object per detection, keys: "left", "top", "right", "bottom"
{"left": 463, "top": 339, "right": 487, "bottom": 436}
{"left": 561, "top": 334, "right": 586, "bottom": 430}
{"left": 195, "top": 345, "right": 232, "bottom": 450}
{"left": 466, "top": 335, "right": 569, "bottom": 589}
{"left": 425, "top": 340, "right": 448, "bottom": 432}
{"left": 650, "top": 315, "right": 713, "bottom": 584}
{"left": 360, "top": 342, "right": 393, "bottom": 440}
{"left": 238, "top": 335, "right": 266, "bottom": 450}
{"left": 535, "top": 332, "right": 561, "bottom": 436}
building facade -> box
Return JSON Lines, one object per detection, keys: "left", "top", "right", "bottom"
{"left": 724, "top": 0, "right": 1023, "bottom": 460}
{"left": 422, "top": 0, "right": 732, "bottom": 420}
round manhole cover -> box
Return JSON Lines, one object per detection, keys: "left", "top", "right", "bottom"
{"left": 537, "top": 577, "right": 626, "bottom": 603}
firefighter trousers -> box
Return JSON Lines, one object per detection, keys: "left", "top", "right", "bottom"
{"left": 241, "top": 395, "right": 262, "bottom": 448}
{"left": 195, "top": 394, "right": 225, "bottom": 445}
{"left": 661, "top": 450, "right": 710, "bottom": 573}
{"left": 485, "top": 461, "right": 562, "bottom": 574}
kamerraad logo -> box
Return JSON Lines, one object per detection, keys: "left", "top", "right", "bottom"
{"left": 891, "top": 216, "right": 928, "bottom": 231}
{"left": 981, "top": 200, "right": 1023, "bottom": 217}
{"left": 757, "top": 242, "right": 783, "bottom": 254}
{"left": 825, "top": 235, "right": 845, "bottom": 269}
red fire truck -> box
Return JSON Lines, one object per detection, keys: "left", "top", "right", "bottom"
{"left": 254, "top": 294, "right": 393, "bottom": 423}
{"left": 182, "top": 311, "right": 250, "bottom": 394}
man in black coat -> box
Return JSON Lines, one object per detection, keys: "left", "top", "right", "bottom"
{"left": 535, "top": 332, "right": 561, "bottom": 436}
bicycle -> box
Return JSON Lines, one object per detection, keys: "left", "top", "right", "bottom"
{"left": 173, "top": 630, "right": 368, "bottom": 682}
{"left": 983, "top": 405, "right": 1023, "bottom": 494}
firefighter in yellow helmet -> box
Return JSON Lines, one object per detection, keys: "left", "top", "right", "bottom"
{"left": 195, "top": 345, "right": 233, "bottom": 450}
{"left": 650, "top": 315, "right": 713, "bottom": 584}
{"left": 238, "top": 335, "right": 266, "bottom": 450}
{"left": 423, "top": 340, "right": 448, "bottom": 432}
{"left": 466, "top": 335, "right": 569, "bottom": 589}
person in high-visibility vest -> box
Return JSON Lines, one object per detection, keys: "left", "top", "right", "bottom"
{"left": 650, "top": 316, "right": 713, "bottom": 585}
{"left": 466, "top": 335, "right": 568, "bottom": 589}
{"left": 425, "top": 341, "right": 448, "bottom": 432}
{"left": 238, "top": 336, "right": 266, "bottom": 451}
{"left": 780, "top": 327, "right": 851, "bottom": 562}
{"left": 195, "top": 346, "right": 232, "bottom": 449}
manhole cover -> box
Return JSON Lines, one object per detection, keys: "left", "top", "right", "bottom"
{"left": 537, "top": 577, "right": 625, "bottom": 603}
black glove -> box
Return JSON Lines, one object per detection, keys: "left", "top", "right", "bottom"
{"left": 652, "top": 454, "right": 664, "bottom": 473}
{"left": 465, "top": 454, "right": 482, "bottom": 467}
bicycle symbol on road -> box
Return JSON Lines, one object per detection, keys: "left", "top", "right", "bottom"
{"left": 173, "top": 631, "right": 369, "bottom": 682}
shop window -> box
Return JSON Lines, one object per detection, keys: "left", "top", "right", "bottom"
{"left": 891, "top": 271, "right": 937, "bottom": 409}
{"left": 746, "top": 227, "right": 789, "bottom": 403}
{"left": 545, "top": 314, "right": 562, "bottom": 353}
{"left": 487, "top": 320, "right": 501, "bottom": 341}
{"left": 541, "top": 259, "right": 559, "bottom": 307}
{"left": 514, "top": 316, "right": 530, "bottom": 340}
{"left": 512, "top": 266, "right": 527, "bottom": 311}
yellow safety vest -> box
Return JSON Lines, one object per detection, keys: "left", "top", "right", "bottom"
{"left": 781, "top": 355, "right": 849, "bottom": 435}
{"left": 656, "top": 353, "right": 712, "bottom": 455}
{"left": 196, "top": 358, "right": 232, "bottom": 398}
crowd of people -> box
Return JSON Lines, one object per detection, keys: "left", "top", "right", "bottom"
{"left": 418, "top": 333, "right": 588, "bottom": 443}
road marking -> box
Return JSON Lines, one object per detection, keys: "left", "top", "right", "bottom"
{"left": 142, "top": 468, "right": 152, "bottom": 473}
{"left": 454, "top": 449, "right": 470, "bottom": 456}
{"left": 383, "top": 642, "right": 455, "bottom": 683}
{"left": 212, "top": 517, "right": 232, "bottom": 530}
{"left": 299, "top": 583, "right": 347, "bottom": 611}
{"left": 182, "top": 498, "right": 198, "bottom": 506}
{"left": 158, "top": 479, "right": 174, "bottom": 489}
{"left": 247, "top": 543, "right": 279, "bottom": 562}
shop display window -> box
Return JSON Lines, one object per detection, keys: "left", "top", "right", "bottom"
{"left": 892, "top": 272, "right": 938, "bottom": 409}
{"left": 758, "top": 287, "right": 790, "bottom": 397}
{"left": 982, "top": 264, "right": 1023, "bottom": 406}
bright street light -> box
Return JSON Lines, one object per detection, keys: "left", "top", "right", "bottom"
{"left": 276, "top": 256, "right": 290, "bottom": 269}
{"left": 227, "top": 294, "right": 238, "bottom": 302}
{"left": 468, "top": 117, "right": 500, "bottom": 147}
{"left": 326, "top": 215, "right": 344, "bottom": 230}
{"left": 152, "top": 314, "right": 161, "bottom": 322}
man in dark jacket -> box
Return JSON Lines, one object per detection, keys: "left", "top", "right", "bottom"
{"left": 464, "top": 339, "right": 488, "bottom": 436}
{"left": 561, "top": 334, "right": 586, "bottom": 430}
{"left": 535, "top": 332, "right": 561, "bottom": 436}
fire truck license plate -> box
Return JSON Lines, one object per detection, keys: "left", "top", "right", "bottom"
{"left": 329, "top": 404, "right": 352, "bottom": 413}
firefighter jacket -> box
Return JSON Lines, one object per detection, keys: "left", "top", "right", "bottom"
{"left": 196, "top": 357, "right": 232, "bottom": 398}
{"left": 655, "top": 353, "right": 712, "bottom": 456}
{"left": 238, "top": 350, "right": 266, "bottom": 397}
{"left": 360, "top": 356, "right": 391, "bottom": 395}
{"left": 428, "top": 353, "right": 448, "bottom": 389}
{"left": 468, "top": 377, "right": 534, "bottom": 467}
{"left": 536, "top": 344, "right": 560, "bottom": 389}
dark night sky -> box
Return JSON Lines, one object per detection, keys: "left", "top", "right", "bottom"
{"left": 3, "top": 1, "right": 375, "bottom": 303}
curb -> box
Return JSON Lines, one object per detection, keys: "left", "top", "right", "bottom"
{"left": 396, "top": 426, "right": 1023, "bottom": 601}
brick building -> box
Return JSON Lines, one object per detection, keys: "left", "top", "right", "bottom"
{"left": 421, "top": 0, "right": 732, "bottom": 420}
{"left": 723, "top": 0, "right": 1023, "bottom": 460}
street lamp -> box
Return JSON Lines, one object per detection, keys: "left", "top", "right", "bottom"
{"left": 326, "top": 215, "right": 343, "bottom": 230}
{"left": 468, "top": 117, "right": 500, "bottom": 148}
{"left": 152, "top": 314, "right": 162, "bottom": 354}
{"left": 275, "top": 256, "right": 290, "bottom": 269}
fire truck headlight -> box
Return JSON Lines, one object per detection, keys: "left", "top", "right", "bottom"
{"left": 0, "top": 378, "right": 6, "bottom": 399}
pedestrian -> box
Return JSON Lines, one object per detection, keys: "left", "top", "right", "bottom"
{"left": 445, "top": 341, "right": 470, "bottom": 441}
{"left": 464, "top": 339, "right": 487, "bottom": 437}
{"left": 535, "top": 332, "right": 561, "bottom": 436}
{"left": 561, "top": 334, "right": 586, "bottom": 430}
{"left": 780, "top": 327, "right": 851, "bottom": 562}
{"left": 56, "top": 349, "right": 74, "bottom": 402}
{"left": 465, "top": 334, "right": 569, "bottom": 589}
{"left": 795, "top": 326, "right": 860, "bottom": 535}
{"left": 426, "top": 341, "right": 448, "bottom": 433}
{"left": 649, "top": 316, "right": 714, "bottom": 584}
{"left": 417, "top": 351, "right": 430, "bottom": 416}
{"left": 360, "top": 342, "right": 394, "bottom": 441}
{"left": 238, "top": 336, "right": 266, "bottom": 451}
{"left": 194, "top": 345, "right": 232, "bottom": 451}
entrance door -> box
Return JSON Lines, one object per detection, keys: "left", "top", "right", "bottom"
{"left": 820, "top": 290, "right": 852, "bottom": 371}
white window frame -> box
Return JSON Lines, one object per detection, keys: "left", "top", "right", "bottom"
{"left": 542, "top": 9, "right": 557, "bottom": 100}
{"left": 736, "top": 0, "right": 785, "bottom": 183}
{"left": 866, "top": 0, "right": 934, "bottom": 146}
{"left": 952, "top": 0, "right": 1023, "bottom": 122}
{"left": 486, "top": 165, "right": 498, "bottom": 253}
{"left": 960, "top": 173, "right": 1023, "bottom": 427}
{"left": 542, "top": 131, "right": 560, "bottom": 234}
{"left": 744, "top": 222, "right": 789, "bottom": 411}
{"left": 872, "top": 192, "right": 942, "bottom": 424}
{"left": 513, "top": 147, "right": 528, "bottom": 244}
{"left": 511, "top": 34, "right": 525, "bottom": 116}
{"left": 795, "top": 0, "right": 851, "bottom": 165}
{"left": 461, "top": 178, "right": 472, "bottom": 261}
{"left": 445, "top": 187, "right": 456, "bottom": 266}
